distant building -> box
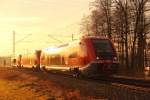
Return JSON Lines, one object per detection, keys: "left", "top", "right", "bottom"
{"left": 0, "top": 56, "right": 11, "bottom": 67}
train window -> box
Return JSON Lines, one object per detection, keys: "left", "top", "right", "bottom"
{"left": 50, "top": 54, "right": 62, "bottom": 65}
{"left": 92, "top": 39, "right": 115, "bottom": 56}
{"left": 69, "top": 52, "right": 77, "bottom": 58}
{"left": 92, "top": 39, "right": 113, "bottom": 51}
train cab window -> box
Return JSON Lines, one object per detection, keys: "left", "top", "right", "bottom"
{"left": 92, "top": 39, "right": 115, "bottom": 56}
{"left": 69, "top": 52, "right": 77, "bottom": 58}
{"left": 92, "top": 39, "right": 113, "bottom": 51}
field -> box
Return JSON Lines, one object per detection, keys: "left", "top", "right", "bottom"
{"left": 0, "top": 67, "right": 107, "bottom": 100}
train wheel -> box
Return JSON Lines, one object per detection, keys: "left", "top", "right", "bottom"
{"left": 72, "top": 68, "right": 82, "bottom": 78}
{"left": 35, "top": 65, "right": 41, "bottom": 72}
{"left": 32, "top": 66, "right": 35, "bottom": 71}
{"left": 41, "top": 66, "right": 48, "bottom": 72}
{"left": 17, "top": 65, "right": 21, "bottom": 69}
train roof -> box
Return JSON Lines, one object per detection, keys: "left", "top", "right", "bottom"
{"left": 42, "top": 35, "right": 109, "bottom": 54}
{"left": 81, "top": 35, "right": 109, "bottom": 40}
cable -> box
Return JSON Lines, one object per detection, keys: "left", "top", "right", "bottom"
{"left": 48, "top": 34, "right": 63, "bottom": 43}
{"left": 15, "top": 34, "right": 32, "bottom": 44}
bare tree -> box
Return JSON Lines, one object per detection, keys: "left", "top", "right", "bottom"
{"left": 80, "top": 15, "right": 91, "bottom": 35}
{"left": 113, "top": 0, "right": 150, "bottom": 71}
{"left": 113, "top": 0, "right": 130, "bottom": 68}
{"left": 91, "top": 10, "right": 106, "bottom": 35}
{"left": 90, "top": 0, "right": 112, "bottom": 37}
{"left": 125, "top": 0, "right": 150, "bottom": 71}
{"left": 80, "top": 0, "right": 150, "bottom": 72}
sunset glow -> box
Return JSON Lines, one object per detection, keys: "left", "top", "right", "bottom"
{"left": 0, "top": 0, "right": 92, "bottom": 56}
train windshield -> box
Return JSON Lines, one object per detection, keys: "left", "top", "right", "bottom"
{"left": 92, "top": 39, "right": 113, "bottom": 50}
{"left": 92, "top": 39, "right": 115, "bottom": 57}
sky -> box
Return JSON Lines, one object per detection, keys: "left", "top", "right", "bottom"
{"left": 0, "top": 0, "right": 93, "bottom": 56}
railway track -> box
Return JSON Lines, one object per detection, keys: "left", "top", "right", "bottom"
{"left": 108, "top": 75, "right": 150, "bottom": 88}
{"left": 1, "top": 66, "right": 150, "bottom": 89}
{"left": 0, "top": 66, "right": 108, "bottom": 99}
{"left": 23, "top": 67, "right": 150, "bottom": 100}
{"left": 3, "top": 66, "right": 150, "bottom": 89}
{"left": 1, "top": 66, "right": 150, "bottom": 99}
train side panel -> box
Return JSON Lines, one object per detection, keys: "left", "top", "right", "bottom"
{"left": 67, "top": 41, "right": 87, "bottom": 67}
{"left": 15, "top": 36, "right": 119, "bottom": 76}
{"left": 16, "top": 50, "right": 41, "bottom": 69}
{"left": 41, "top": 36, "right": 119, "bottom": 73}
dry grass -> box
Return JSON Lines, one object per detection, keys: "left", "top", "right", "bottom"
{"left": 0, "top": 67, "right": 107, "bottom": 100}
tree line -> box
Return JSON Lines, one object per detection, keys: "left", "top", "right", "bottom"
{"left": 80, "top": 0, "right": 150, "bottom": 72}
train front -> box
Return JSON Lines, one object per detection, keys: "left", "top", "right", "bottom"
{"left": 81, "top": 36, "right": 119, "bottom": 76}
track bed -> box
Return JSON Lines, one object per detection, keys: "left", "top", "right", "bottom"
{"left": 0, "top": 66, "right": 107, "bottom": 100}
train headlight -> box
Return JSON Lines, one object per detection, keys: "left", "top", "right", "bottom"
{"left": 113, "top": 57, "right": 118, "bottom": 63}
{"left": 96, "top": 56, "right": 100, "bottom": 60}
{"left": 96, "top": 56, "right": 103, "bottom": 60}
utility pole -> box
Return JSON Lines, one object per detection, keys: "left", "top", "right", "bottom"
{"left": 13, "top": 31, "right": 15, "bottom": 58}
{"left": 72, "top": 34, "right": 74, "bottom": 41}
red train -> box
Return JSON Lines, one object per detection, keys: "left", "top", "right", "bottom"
{"left": 14, "top": 36, "right": 119, "bottom": 76}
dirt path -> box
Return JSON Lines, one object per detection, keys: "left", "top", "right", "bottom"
{"left": 0, "top": 67, "right": 107, "bottom": 100}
